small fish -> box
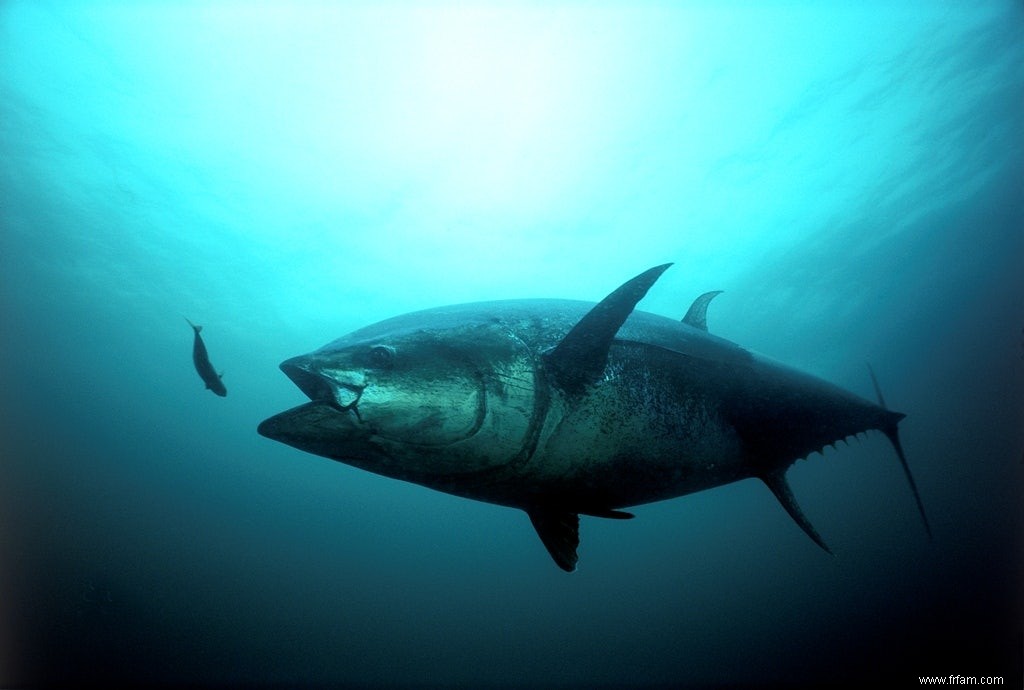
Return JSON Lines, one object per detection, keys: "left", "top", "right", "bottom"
{"left": 185, "top": 318, "right": 226, "bottom": 397}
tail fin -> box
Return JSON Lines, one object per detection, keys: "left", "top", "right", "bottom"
{"left": 184, "top": 317, "right": 202, "bottom": 334}
{"left": 868, "top": 364, "right": 932, "bottom": 539}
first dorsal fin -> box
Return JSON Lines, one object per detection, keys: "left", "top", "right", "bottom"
{"left": 761, "top": 470, "right": 833, "bottom": 555}
{"left": 544, "top": 264, "right": 672, "bottom": 395}
{"left": 527, "top": 508, "right": 580, "bottom": 572}
{"left": 681, "top": 290, "right": 723, "bottom": 331}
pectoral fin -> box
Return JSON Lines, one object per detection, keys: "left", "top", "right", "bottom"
{"left": 527, "top": 508, "right": 580, "bottom": 572}
{"left": 544, "top": 264, "right": 672, "bottom": 395}
{"left": 761, "top": 470, "right": 833, "bottom": 555}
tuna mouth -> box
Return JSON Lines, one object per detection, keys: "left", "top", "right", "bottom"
{"left": 281, "top": 358, "right": 366, "bottom": 420}
{"left": 257, "top": 400, "right": 372, "bottom": 450}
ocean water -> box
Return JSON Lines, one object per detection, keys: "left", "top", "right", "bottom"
{"left": 2, "top": 1, "right": 1022, "bottom": 687}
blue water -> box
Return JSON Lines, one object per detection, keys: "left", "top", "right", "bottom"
{"left": 2, "top": 2, "right": 1022, "bottom": 687}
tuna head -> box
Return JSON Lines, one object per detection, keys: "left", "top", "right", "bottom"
{"left": 257, "top": 313, "right": 539, "bottom": 493}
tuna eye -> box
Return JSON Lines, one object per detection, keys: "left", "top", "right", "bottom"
{"left": 368, "top": 345, "right": 395, "bottom": 369}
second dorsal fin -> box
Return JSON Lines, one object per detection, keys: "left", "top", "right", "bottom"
{"left": 544, "top": 264, "right": 672, "bottom": 395}
{"left": 761, "top": 469, "right": 833, "bottom": 555}
{"left": 681, "top": 290, "right": 723, "bottom": 332}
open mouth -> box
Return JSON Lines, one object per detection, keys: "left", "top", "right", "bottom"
{"left": 281, "top": 358, "right": 366, "bottom": 421}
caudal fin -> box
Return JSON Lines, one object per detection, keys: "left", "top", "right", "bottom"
{"left": 880, "top": 419, "right": 932, "bottom": 539}
{"left": 868, "top": 365, "right": 932, "bottom": 539}
{"left": 184, "top": 316, "right": 202, "bottom": 334}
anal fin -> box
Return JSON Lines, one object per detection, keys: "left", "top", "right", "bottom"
{"left": 761, "top": 470, "right": 833, "bottom": 555}
{"left": 527, "top": 508, "right": 580, "bottom": 572}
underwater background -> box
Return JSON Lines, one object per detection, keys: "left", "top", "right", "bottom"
{"left": 2, "top": 1, "right": 1022, "bottom": 687}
